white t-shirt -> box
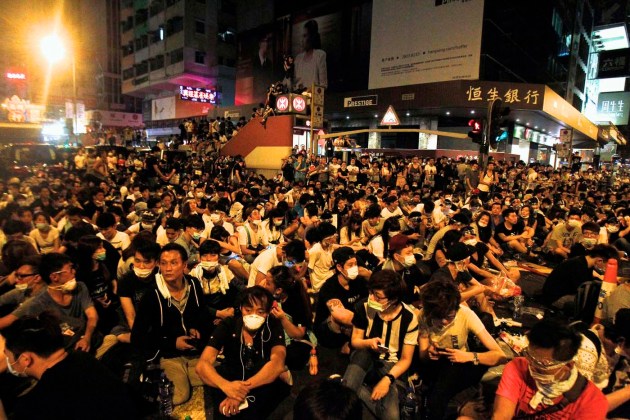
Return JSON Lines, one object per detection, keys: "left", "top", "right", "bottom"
{"left": 418, "top": 305, "right": 485, "bottom": 352}
{"left": 247, "top": 246, "right": 281, "bottom": 287}
{"left": 237, "top": 222, "right": 266, "bottom": 248}
{"left": 97, "top": 231, "right": 130, "bottom": 252}
{"left": 308, "top": 242, "right": 334, "bottom": 292}
{"left": 381, "top": 206, "right": 403, "bottom": 220}
{"left": 368, "top": 235, "right": 384, "bottom": 260}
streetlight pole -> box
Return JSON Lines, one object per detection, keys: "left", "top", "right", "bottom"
{"left": 72, "top": 55, "right": 77, "bottom": 146}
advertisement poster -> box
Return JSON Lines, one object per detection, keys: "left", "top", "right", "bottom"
{"left": 369, "top": 0, "right": 484, "bottom": 89}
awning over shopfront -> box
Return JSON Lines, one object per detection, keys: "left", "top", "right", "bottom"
{"left": 326, "top": 80, "right": 599, "bottom": 145}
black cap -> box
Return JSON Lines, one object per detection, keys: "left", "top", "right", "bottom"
{"left": 332, "top": 246, "right": 356, "bottom": 266}
{"left": 446, "top": 243, "right": 475, "bottom": 262}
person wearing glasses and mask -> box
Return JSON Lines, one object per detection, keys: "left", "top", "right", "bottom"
{"left": 1, "top": 253, "right": 98, "bottom": 353}
{"left": 493, "top": 318, "right": 607, "bottom": 419}
{"left": 342, "top": 270, "right": 418, "bottom": 419}
{"left": 0, "top": 255, "right": 44, "bottom": 314}
{"left": 418, "top": 280, "right": 505, "bottom": 420}
{"left": 379, "top": 234, "right": 428, "bottom": 302}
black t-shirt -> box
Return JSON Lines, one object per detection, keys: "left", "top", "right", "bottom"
{"left": 12, "top": 352, "right": 138, "bottom": 420}
{"left": 541, "top": 256, "right": 591, "bottom": 305}
{"left": 207, "top": 316, "right": 285, "bottom": 380}
{"left": 314, "top": 275, "right": 368, "bottom": 327}
{"left": 144, "top": 155, "right": 158, "bottom": 178}
{"left": 280, "top": 293, "right": 311, "bottom": 330}
{"left": 493, "top": 220, "right": 525, "bottom": 242}
{"left": 118, "top": 270, "right": 157, "bottom": 309}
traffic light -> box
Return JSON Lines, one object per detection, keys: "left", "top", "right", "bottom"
{"left": 487, "top": 98, "right": 511, "bottom": 149}
{"left": 468, "top": 119, "right": 484, "bottom": 144}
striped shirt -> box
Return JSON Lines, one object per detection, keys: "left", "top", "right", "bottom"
{"left": 353, "top": 300, "right": 419, "bottom": 363}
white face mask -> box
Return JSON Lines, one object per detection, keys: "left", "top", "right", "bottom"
{"left": 243, "top": 314, "right": 265, "bottom": 330}
{"left": 464, "top": 239, "right": 478, "bottom": 246}
{"left": 345, "top": 265, "right": 359, "bottom": 280}
{"left": 15, "top": 283, "right": 28, "bottom": 291}
{"left": 388, "top": 231, "right": 401, "bottom": 237}
{"left": 141, "top": 223, "right": 154, "bottom": 230}
{"left": 6, "top": 356, "right": 27, "bottom": 377}
{"left": 273, "top": 219, "right": 283, "bottom": 227}
{"left": 478, "top": 222, "right": 488, "bottom": 228}
{"left": 199, "top": 261, "right": 219, "bottom": 269}
{"left": 133, "top": 267, "right": 153, "bottom": 278}
{"left": 400, "top": 255, "right": 416, "bottom": 268}
{"left": 567, "top": 219, "right": 582, "bottom": 228}
{"left": 210, "top": 214, "right": 221, "bottom": 223}
{"left": 50, "top": 278, "right": 77, "bottom": 293}
{"left": 607, "top": 225, "right": 620, "bottom": 233}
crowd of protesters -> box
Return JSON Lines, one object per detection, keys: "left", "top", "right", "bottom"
{"left": 0, "top": 137, "right": 629, "bottom": 419}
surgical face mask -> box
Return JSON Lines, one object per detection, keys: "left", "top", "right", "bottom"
{"left": 345, "top": 265, "right": 359, "bottom": 280}
{"left": 210, "top": 214, "right": 221, "bottom": 223}
{"left": 582, "top": 237, "right": 598, "bottom": 249}
{"left": 389, "top": 231, "right": 401, "bottom": 237}
{"left": 192, "top": 232, "right": 202, "bottom": 240}
{"left": 567, "top": 219, "right": 582, "bottom": 228}
{"left": 141, "top": 223, "right": 154, "bottom": 230}
{"left": 50, "top": 278, "right": 77, "bottom": 293}
{"left": 196, "top": 192, "right": 204, "bottom": 198}
{"left": 6, "top": 356, "right": 27, "bottom": 377}
{"left": 464, "top": 238, "right": 478, "bottom": 246}
{"left": 478, "top": 221, "right": 488, "bottom": 228}
{"left": 273, "top": 219, "right": 283, "bottom": 227}
{"left": 252, "top": 219, "right": 262, "bottom": 226}
{"left": 133, "top": 267, "right": 153, "bottom": 278}
{"left": 199, "top": 260, "right": 219, "bottom": 270}
{"left": 93, "top": 251, "right": 107, "bottom": 261}
{"left": 367, "top": 296, "right": 389, "bottom": 313}
{"left": 15, "top": 283, "right": 28, "bottom": 291}
{"left": 36, "top": 223, "right": 50, "bottom": 232}
{"left": 243, "top": 314, "right": 266, "bottom": 331}
{"left": 283, "top": 259, "right": 296, "bottom": 269}
{"left": 607, "top": 225, "right": 620, "bottom": 233}
{"left": 400, "top": 255, "right": 416, "bottom": 268}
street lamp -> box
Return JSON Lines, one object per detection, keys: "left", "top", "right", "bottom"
{"left": 40, "top": 34, "right": 77, "bottom": 145}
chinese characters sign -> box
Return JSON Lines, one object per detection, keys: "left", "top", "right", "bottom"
{"left": 597, "top": 49, "right": 630, "bottom": 79}
{"left": 597, "top": 91, "right": 630, "bottom": 125}
{"left": 465, "top": 85, "right": 540, "bottom": 105}
{"left": 179, "top": 86, "right": 217, "bottom": 104}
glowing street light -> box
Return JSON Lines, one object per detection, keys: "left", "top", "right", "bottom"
{"left": 40, "top": 34, "right": 77, "bottom": 144}
{"left": 40, "top": 35, "right": 66, "bottom": 64}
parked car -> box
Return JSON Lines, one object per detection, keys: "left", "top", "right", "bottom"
{"left": 0, "top": 143, "right": 68, "bottom": 179}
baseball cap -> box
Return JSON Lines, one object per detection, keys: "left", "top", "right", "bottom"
{"left": 389, "top": 234, "right": 411, "bottom": 254}
{"left": 332, "top": 247, "right": 356, "bottom": 267}
{"left": 446, "top": 243, "right": 475, "bottom": 262}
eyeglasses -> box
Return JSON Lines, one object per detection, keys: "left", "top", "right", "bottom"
{"left": 15, "top": 272, "right": 37, "bottom": 280}
{"left": 52, "top": 265, "right": 75, "bottom": 275}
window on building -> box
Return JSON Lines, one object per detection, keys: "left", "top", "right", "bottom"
{"left": 195, "top": 19, "right": 205, "bottom": 34}
{"left": 151, "top": 55, "right": 165, "bottom": 71}
{"left": 166, "top": 16, "right": 184, "bottom": 36}
{"left": 135, "top": 8, "right": 148, "bottom": 25}
{"left": 195, "top": 50, "right": 206, "bottom": 64}
{"left": 169, "top": 48, "right": 184, "bottom": 64}
{"left": 123, "top": 67, "right": 135, "bottom": 80}
{"left": 135, "top": 61, "right": 149, "bottom": 75}
{"left": 149, "top": 0, "right": 164, "bottom": 16}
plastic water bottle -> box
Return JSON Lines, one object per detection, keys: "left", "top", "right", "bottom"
{"left": 158, "top": 372, "right": 174, "bottom": 417}
{"left": 400, "top": 385, "right": 419, "bottom": 420}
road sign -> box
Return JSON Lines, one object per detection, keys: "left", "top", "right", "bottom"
{"left": 312, "top": 85, "right": 325, "bottom": 106}
{"left": 380, "top": 105, "right": 400, "bottom": 126}
{"left": 312, "top": 105, "right": 324, "bottom": 128}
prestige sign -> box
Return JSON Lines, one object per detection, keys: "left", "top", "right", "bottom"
{"left": 344, "top": 95, "right": 378, "bottom": 108}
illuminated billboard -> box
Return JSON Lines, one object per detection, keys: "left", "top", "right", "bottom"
{"left": 179, "top": 86, "right": 217, "bottom": 104}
